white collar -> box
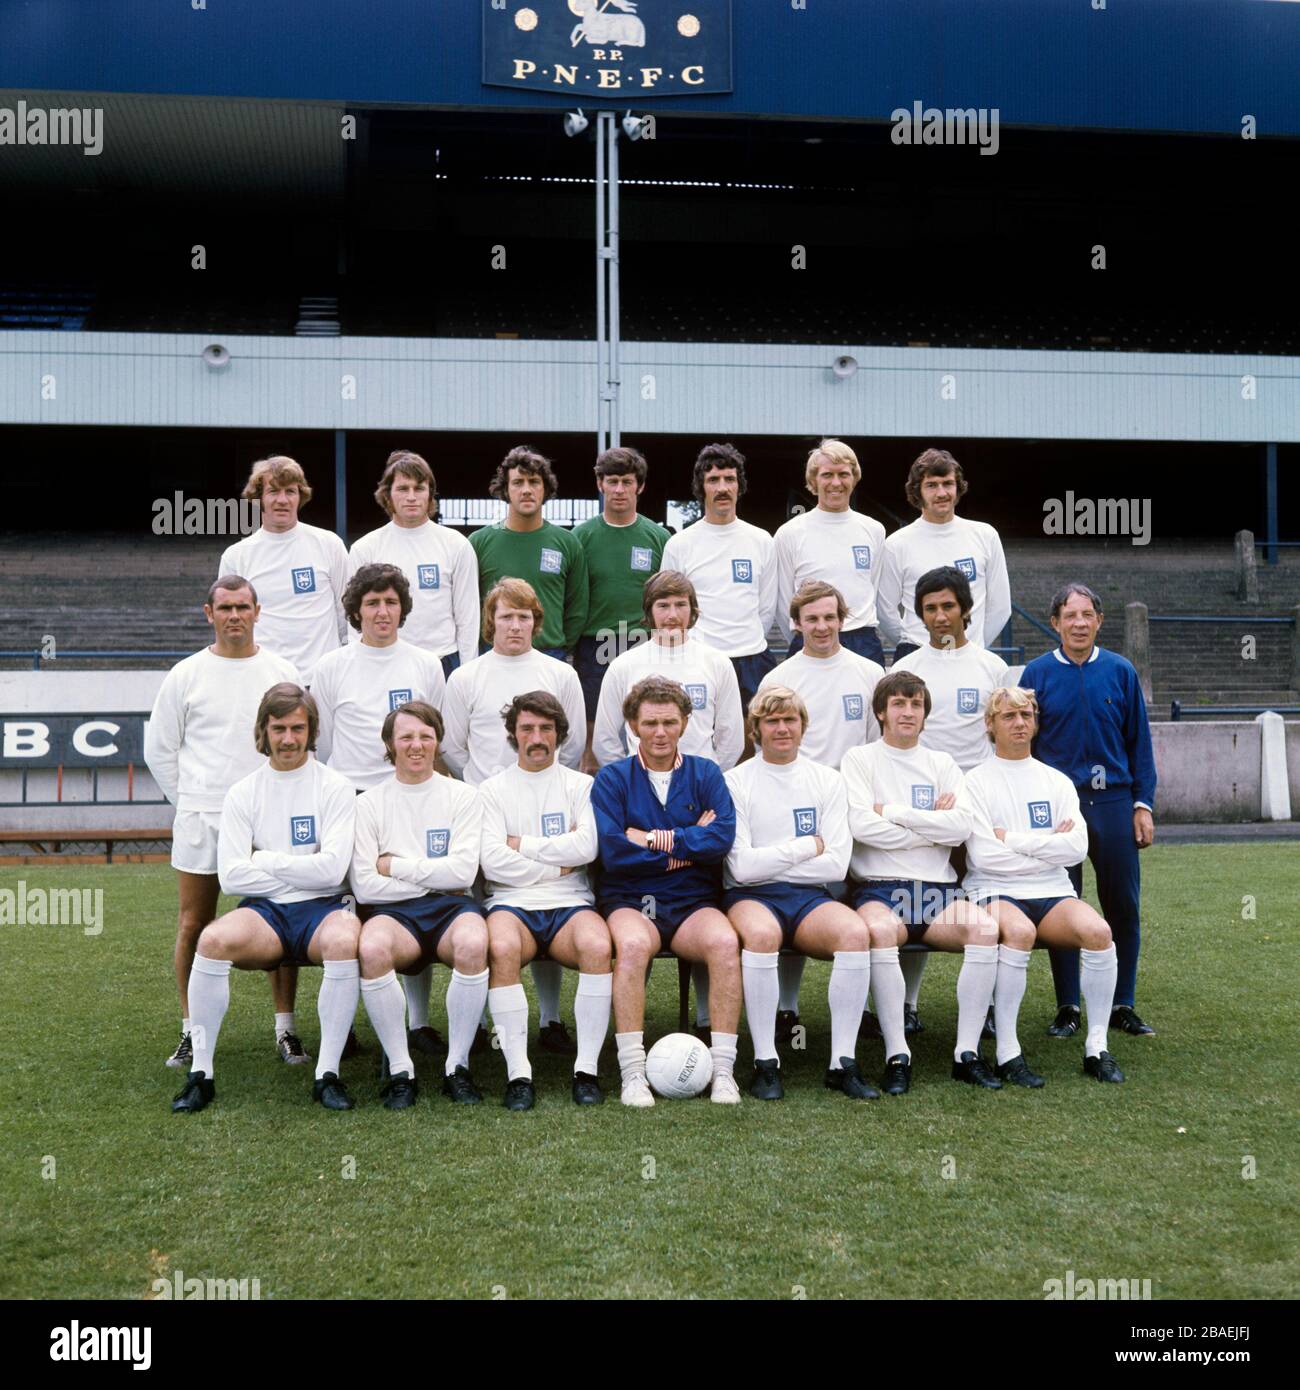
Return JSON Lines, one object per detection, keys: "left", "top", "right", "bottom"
{"left": 1052, "top": 645, "right": 1101, "bottom": 665}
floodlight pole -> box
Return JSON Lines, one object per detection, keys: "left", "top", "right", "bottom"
{"left": 595, "top": 110, "right": 621, "bottom": 454}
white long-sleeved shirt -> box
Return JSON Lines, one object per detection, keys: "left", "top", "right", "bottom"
{"left": 875, "top": 515, "right": 1011, "bottom": 651}
{"left": 724, "top": 754, "right": 850, "bottom": 889}
{"left": 592, "top": 634, "right": 743, "bottom": 770}
{"left": 891, "top": 641, "right": 1009, "bottom": 772}
{"left": 311, "top": 637, "right": 447, "bottom": 791}
{"left": 660, "top": 517, "right": 777, "bottom": 657}
{"left": 841, "top": 739, "right": 968, "bottom": 884}
{"left": 217, "top": 756, "right": 356, "bottom": 904}
{"left": 440, "top": 648, "right": 586, "bottom": 786}
{"left": 144, "top": 645, "right": 299, "bottom": 812}
{"left": 960, "top": 754, "right": 1088, "bottom": 901}
{"left": 218, "top": 523, "right": 350, "bottom": 685}
{"left": 348, "top": 519, "right": 480, "bottom": 665}
{"left": 756, "top": 646, "right": 884, "bottom": 769}
{"left": 478, "top": 761, "right": 597, "bottom": 910}
{"left": 773, "top": 506, "right": 887, "bottom": 641}
{"left": 350, "top": 773, "right": 482, "bottom": 904}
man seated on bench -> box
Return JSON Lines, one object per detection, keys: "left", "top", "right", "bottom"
{"left": 840, "top": 671, "right": 1011, "bottom": 1096}
{"left": 723, "top": 686, "right": 878, "bottom": 1102}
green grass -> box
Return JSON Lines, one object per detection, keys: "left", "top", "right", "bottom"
{"left": 1, "top": 846, "right": 1296, "bottom": 1300}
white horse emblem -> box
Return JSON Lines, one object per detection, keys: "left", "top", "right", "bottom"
{"left": 571, "top": 0, "right": 646, "bottom": 48}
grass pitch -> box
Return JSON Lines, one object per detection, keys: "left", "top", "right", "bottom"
{"left": 1, "top": 846, "right": 1296, "bottom": 1300}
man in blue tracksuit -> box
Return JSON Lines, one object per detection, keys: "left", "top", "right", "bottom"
{"left": 1018, "top": 582, "right": 1157, "bottom": 1038}
{"left": 591, "top": 674, "right": 743, "bottom": 1107}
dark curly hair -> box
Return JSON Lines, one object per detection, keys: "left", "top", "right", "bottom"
{"left": 343, "top": 563, "right": 413, "bottom": 633}
{"left": 691, "top": 442, "right": 747, "bottom": 504}
{"left": 490, "top": 446, "right": 559, "bottom": 504}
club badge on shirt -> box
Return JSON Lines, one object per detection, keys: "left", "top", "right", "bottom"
{"left": 1028, "top": 800, "right": 1052, "bottom": 828}
{"left": 911, "top": 785, "right": 935, "bottom": 810}
{"left": 630, "top": 546, "right": 653, "bottom": 572}
{"left": 418, "top": 564, "right": 440, "bottom": 590}
{"left": 957, "top": 688, "right": 980, "bottom": 714}
{"left": 542, "top": 812, "right": 565, "bottom": 838}
{"left": 684, "top": 683, "right": 707, "bottom": 710}
{"left": 954, "top": 557, "right": 977, "bottom": 582}
{"left": 291, "top": 815, "right": 317, "bottom": 845}
{"left": 291, "top": 566, "right": 316, "bottom": 594}
{"left": 539, "top": 548, "right": 563, "bottom": 575}
{"left": 853, "top": 545, "right": 871, "bottom": 570}
{"left": 842, "top": 693, "right": 864, "bottom": 721}
{"left": 427, "top": 828, "right": 450, "bottom": 857}
{"left": 731, "top": 558, "right": 753, "bottom": 584}
{"left": 388, "top": 689, "right": 414, "bottom": 711}
{"left": 793, "top": 807, "right": 817, "bottom": 836}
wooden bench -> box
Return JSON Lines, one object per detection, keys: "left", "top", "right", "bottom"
{"left": 0, "top": 828, "right": 172, "bottom": 864}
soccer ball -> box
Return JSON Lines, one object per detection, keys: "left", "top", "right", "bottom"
{"left": 645, "top": 1033, "right": 713, "bottom": 1098}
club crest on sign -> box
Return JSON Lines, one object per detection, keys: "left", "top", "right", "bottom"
{"left": 426, "top": 829, "right": 450, "bottom": 857}
{"left": 911, "top": 784, "right": 935, "bottom": 810}
{"left": 853, "top": 545, "right": 871, "bottom": 570}
{"left": 793, "top": 807, "right": 817, "bottom": 836}
{"left": 630, "top": 546, "right": 652, "bottom": 572}
{"left": 539, "top": 548, "right": 563, "bottom": 574}
{"left": 842, "top": 693, "right": 864, "bottom": 720}
{"left": 388, "top": 689, "right": 413, "bottom": 711}
{"left": 684, "top": 683, "right": 707, "bottom": 710}
{"left": 1028, "top": 800, "right": 1052, "bottom": 828}
{"left": 542, "top": 812, "right": 565, "bottom": 838}
{"left": 291, "top": 815, "right": 316, "bottom": 845}
{"left": 957, "top": 687, "right": 980, "bottom": 714}
{"left": 731, "top": 558, "right": 752, "bottom": 584}
{"left": 418, "top": 564, "right": 440, "bottom": 589}
{"left": 291, "top": 566, "right": 316, "bottom": 593}
{"left": 954, "top": 557, "right": 977, "bottom": 581}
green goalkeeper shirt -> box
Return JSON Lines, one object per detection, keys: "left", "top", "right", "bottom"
{"left": 573, "top": 513, "right": 670, "bottom": 641}
{"left": 469, "top": 520, "right": 589, "bottom": 652}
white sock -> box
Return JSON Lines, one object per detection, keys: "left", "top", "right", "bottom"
{"left": 615, "top": 1029, "right": 646, "bottom": 1082}
{"left": 274, "top": 1011, "right": 295, "bottom": 1039}
{"left": 361, "top": 971, "right": 414, "bottom": 1078}
{"left": 692, "top": 960, "right": 711, "bottom": 1026}
{"left": 901, "top": 949, "right": 928, "bottom": 1008}
{"left": 777, "top": 953, "right": 806, "bottom": 1014}
{"left": 870, "top": 946, "right": 908, "bottom": 1061}
{"left": 316, "top": 960, "right": 360, "bottom": 1080}
{"left": 955, "top": 944, "right": 999, "bottom": 1059}
{"left": 574, "top": 973, "right": 612, "bottom": 1076}
{"left": 187, "top": 956, "right": 231, "bottom": 1077}
{"left": 446, "top": 967, "right": 489, "bottom": 1074}
{"left": 710, "top": 1030, "right": 738, "bottom": 1081}
{"left": 1081, "top": 945, "right": 1118, "bottom": 1058}
{"left": 531, "top": 959, "right": 563, "bottom": 1028}
{"left": 828, "top": 950, "right": 871, "bottom": 1067}
{"left": 181, "top": 1016, "right": 192, "bottom": 1036}
{"left": 741, "top": 949, "right": 780, "bottom": 1062}
{"left": 993, "top": 945, "right": 1031, "bottom": 1065}
{"left": 402, "top": 964, "right": 433, "bottom": 1031}
{"left": 489, "top": 983, "right": 531, "bottom": 1081}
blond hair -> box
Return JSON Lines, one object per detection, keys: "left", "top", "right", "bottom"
{"left": 482, "top": 577, "right": 544, "bottom": 644}
{"left": 746, "top": 684, "right": 809, "bottom": 744}
{"left": 805, "top": 438, "right": 861, "bottom": 493}
{"left": 984, "top": 685, "right": 1038, "bottom": 742}
{"left": 241, "top": 455, "right": 312, "bottom": 507}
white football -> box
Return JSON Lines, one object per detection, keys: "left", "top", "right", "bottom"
{"left": 645, "top": 1032, "right": 713, "bottom": 1098}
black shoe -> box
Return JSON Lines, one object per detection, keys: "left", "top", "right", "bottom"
{"left": 858, "top": 1010, "right": 883, "bottom": 1042}
{"left": 1084, "top": 1050, "right": 1125, "bottom": 1083}
{"left": 470, "top": 1024, "right": 491, "bottom": 1057}
{"left": 881, "top": 1054, "right": 912, "bottom": 1095}
{"left": 982, "top": 1007, "right": 996, "bottom": 1040}
{"left": 503, "top": 1077, "right": 536, "bottom": 1111}
{"left": 571, "top": 1072, "right": 604, "bottom": 1105}
{"left": 441, "top": 1065, "right": 483, "bottom": 1104}
{"left": 903, "top": 1005, "right": 924, "bottom": 1036}
{"left": 748, "top": 1058, "right": 784, "bottom": 1101}
{"left": 171, "top": 1069, "right": 215, "bottom": 1113}
{"left": 824, "top": 1056, "right": 880, "bottom": 1100}
{"left": 538, "top": 1020, "right": 577, "bottom": 1056}
{"left": 693, "top": 1024, "right": 713, "bottom": 1048}
{"left": 312, "top": 1071, "right": 355, "bottom": 1110}
{"left": 340, "top": 1028, "right": 361, "bottom": 1060}
{"left": 1110, "top": 1005, "right": 1155, "bottom": 1037}
{"left": 408, "top": 1025, "right": 449, "bottom": 1055}
{"left": 380, "top": 1072, "right": 418, "bottom": 1110}
{"left": 1048, "top": 1005, "right": 1081, "bottom": 1038}
{"left": 996, "top": 1053, "right": 1045, "bottom": 1088}
{"left": 951, "top": 1051, "right": 1002, "bottom": 1089}
{"left": 774, "top": 1010, "right": 799, "bottom": 1045}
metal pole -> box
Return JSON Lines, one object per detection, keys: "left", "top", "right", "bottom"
{"left": 1264, "top": 442, "right": 1279, "bottom": 565}
{"left": 334, "top": 429, "right": 347, "bottom": 544}
{"left": 595, "top": 115, "right": 608, "bottom": 457}
{"left": 608, "top": 114, "right": 621, "bottom": 447}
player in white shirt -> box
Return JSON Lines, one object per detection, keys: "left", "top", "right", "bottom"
{"left": 753, "top": 579, "right": 885, "bottom": 1043}
{"left": 889, "top": 565, "right": 1009, "bottom": 1034}
{"left": 312, "top": 563, "right": 447, "bottom": 791}
{"left": 479, "top": 692, "right": 612, "bottom": 1110}
{"left": 592, "top": 569, "right": 743, "bottom": 771}
{"left": 217, "top": 456, "right": 350, "bottom": 685}
{"left": 960, "top": 686, "right": 1125, "bottom": 1084}
{"left": 876, "top": 448, "right": 1011, "bottom": 658}
{"left": 842, "top": 670, "right": 1018, "bottom": 1095}
{"left": 171, "top": 684, "right": 363, "bottom": 1114}
{"left": 774, "top": 439, "right": 887, "bottom": 664}
{"left": 348, "top": 450, "right": 480, "bottom": 679}
{"left": 660, "top": 443, "right": 778, "bottom": 713}
{"left": 723, "top": 687, "right": 879, "bottom": 1101}
{"left": 145, "top": 576, "right": 303, "bottom": 1071}
{"left": 351, "top": 701, "right": 490, "bottom": 1109}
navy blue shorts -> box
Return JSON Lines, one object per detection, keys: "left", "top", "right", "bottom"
{"left": 574, "top": 634, "right": 608, "bottom": 720}
{"left": 891, "top": 641, "right": 921, "bottom": 661}
{"left": 850, "top": 878, "right": 962, "bottom": 942}
{"left": 598, "top": 895, "right": 716, "bottom": 949}
{"left": 488, "top": 903, "right": 592, "bottom": 959}
{"left": 976, "top": 893, "right": 1073, "bottom": 929}
{"left": 440, "top": 651, "right": 461, "bottom": 682}
{"left": 730, "top": 648, "right": 778, "bottom": 710}
{"left": 721, "top": 882, "right": 837, "bottom": 947}
{"left": 360, "top": 893, "right": 485, "bottom": 970}
{"left": 787, "top": 626, "right": 884, "bottom": 666}
{"left": 239, "top": 894, "right": 350, "bottom": 966}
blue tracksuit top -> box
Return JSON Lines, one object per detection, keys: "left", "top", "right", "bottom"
{"left": 1018, "top": 645, "right": 1157, "bottom": 809}
{"left": 591, "top": 753, "right": 736, "bottom": 904}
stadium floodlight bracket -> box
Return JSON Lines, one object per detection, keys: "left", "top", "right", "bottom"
{"left": 831, "top": 354, "right": 858, "bottom": 379}
{"left": 564, "top": 109, "right": 589, "bottom": 138}
{"left": 621, "top": 111, "right": 646, "bottom": 141}
{"left": 202, "top": 344, "right": 232, "bottom": 371}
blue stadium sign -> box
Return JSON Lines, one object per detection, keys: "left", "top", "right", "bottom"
{"left": 484, "top": 0, "right": 732, "bottom": 97}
